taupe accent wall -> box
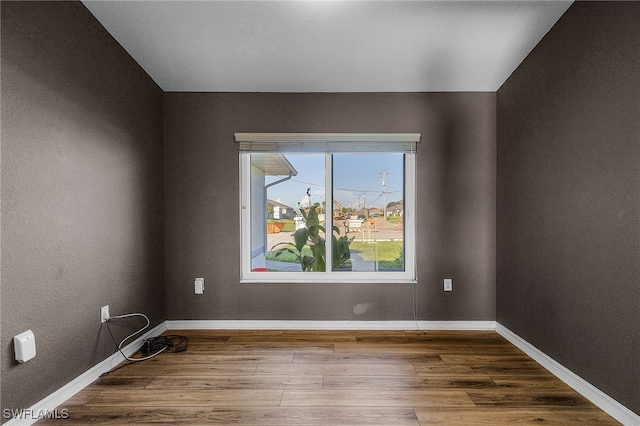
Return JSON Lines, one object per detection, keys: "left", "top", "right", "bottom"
{"left": 497, "top": 1, "right": 640, "bottom": 415}
{"left": 164, "top": 92, "right": 496, "bottom": 321}
{"left": 1, "top": 1, "right": 165, "bottom": 413}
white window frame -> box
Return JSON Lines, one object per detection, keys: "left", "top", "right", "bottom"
{"left": 237, "top": 133, "right": 419, "bottom": 284}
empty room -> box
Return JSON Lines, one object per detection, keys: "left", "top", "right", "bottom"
{"left": 1, "top": 1, "right": 638, "bottom": 425}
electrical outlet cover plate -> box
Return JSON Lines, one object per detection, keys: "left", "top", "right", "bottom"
{"left": 101, "top": 305, "right": 110, "bottom": 323}
{"left": 195, "top": 278, "right": 204, "bottom": 294}
{"left": 444, "top": 278, "right": 453, "bottom": 292}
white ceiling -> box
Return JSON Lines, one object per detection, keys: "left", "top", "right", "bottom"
{"left": 82, "top": 1, "right": 572, "bottom": 92}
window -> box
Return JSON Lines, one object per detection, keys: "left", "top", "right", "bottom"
{"left": 237, "top": 133, "right": 419, "bottom": 283}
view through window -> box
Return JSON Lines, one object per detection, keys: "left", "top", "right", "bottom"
{"left": 237, "top": 132, "right": 418, "bottom": 283}
{"left": 247, "top": 153, "right": 408, "bottom": 275}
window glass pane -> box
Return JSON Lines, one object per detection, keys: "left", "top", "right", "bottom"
{"left": 250, "top": 154, "right": 326, "bottom": 272}
{"left": 332, "top": 154, "right": 405, "bottom": 272}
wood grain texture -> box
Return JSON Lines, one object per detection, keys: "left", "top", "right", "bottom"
{"left": 85, "top": 389, "right": 284, "bottom": 407}
{"left": 322, "top": 375, "right": 498, "bottom": 390}
{"left": 280, "top": 389, "right": 475, "bottom": 407}
{"left": 415, "top": 407, "right": 618, "bottom": 425}
{"left": 146, "top": 375, "right": 323, "bottom": 390}
{"left": 36, "top": 330, "right": 619, "bottom": 425}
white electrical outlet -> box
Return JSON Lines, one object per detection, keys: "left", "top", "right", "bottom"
{"left": 101, "top": 305, "right": 110, "bottom": 323}
{"left": 195, "top": 278, "right": 204, "bottom": 294}
{"left": 444, "top": 278, "right": 453, "bottom": 292}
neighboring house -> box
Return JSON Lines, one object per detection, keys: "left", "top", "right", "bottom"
{"left": 268, "top": 199, "right": 296, "bottom": 220}
{"left": 249, "top": 154, "right": 298, "bottom": 270}
{"left": 387, "top": 204, "right": 403, "bottom": 217}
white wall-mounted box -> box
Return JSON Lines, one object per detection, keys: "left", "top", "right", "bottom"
{"left": 14, "top": 329, "right": 36, "bottom": 363}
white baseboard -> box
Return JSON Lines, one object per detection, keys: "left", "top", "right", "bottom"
{"left": 166, "top": 320, "right": 496, "bottom": 331}
{"left": 4, "top": 321, "right": 168, "bottom": 426}
{"left": 495, "top": 323, "right": 639, "bottom": 426}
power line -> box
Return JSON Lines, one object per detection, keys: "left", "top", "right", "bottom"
{"left": 286, "top": 177, "right": 382, "bottom": 194}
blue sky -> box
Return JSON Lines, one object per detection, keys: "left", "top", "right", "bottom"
{"left": 265, "top": 154, "right": 404, "bottom": 210}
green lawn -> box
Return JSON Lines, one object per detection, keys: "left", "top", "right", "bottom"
{"left": 350, "top": 241, "right": 404, "bottom": 270}
{"left": 350, "top": 241, "right": 402, "bottom": 261}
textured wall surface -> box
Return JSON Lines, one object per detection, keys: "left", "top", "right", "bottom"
{"left": 164, "top": 92, "right": 496, "bottom": 322}
{"left": 497, "top": 1, "right": 640, "bottom": 415}
{"left": 1, "top": 1, "right": 165, "bottom": 413}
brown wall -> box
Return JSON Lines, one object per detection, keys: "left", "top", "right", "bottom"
{"left": 497, "top": 1, "right": 640, "bottom": 415}
{"left": 164, "top": 92, "right": 496, "bottom": 322}
{"left": 1, "top": 1, "right": 165, "bottom": 413}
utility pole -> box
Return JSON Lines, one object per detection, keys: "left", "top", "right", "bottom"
{"left": 363, "top": 192, "right": 366, "bottom": 217}
{"left": 379, "top": 170, "right": 388, "bottom": 220}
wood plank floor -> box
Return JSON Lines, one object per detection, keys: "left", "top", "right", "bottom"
{"left": 39, "top": 330, "right": 619, "bottom": 425}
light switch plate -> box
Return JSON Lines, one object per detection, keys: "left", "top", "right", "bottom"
{"left": 444, "top": 278, "right": 453, "bottom": 292}
{"left": 195, "top": 278, "right": 204, "bottom": 294}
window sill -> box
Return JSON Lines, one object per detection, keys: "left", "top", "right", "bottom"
{"left": 240, "top": 276, "right": 417, "bottom": 284}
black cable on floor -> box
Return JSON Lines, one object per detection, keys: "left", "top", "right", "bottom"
{"left": 100, "top": 312, "right": 187, "bottom": 376}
